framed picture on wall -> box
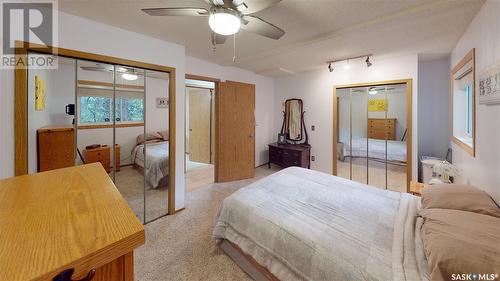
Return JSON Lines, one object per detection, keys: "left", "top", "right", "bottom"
{"left": 479, "top": 60, "right": 500, "bottom": 105}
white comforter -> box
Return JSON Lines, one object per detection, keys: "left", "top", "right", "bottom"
{"left": 131, "top": 141, "right": 169, "bottom": 188}
{"left": 343, "top": 138, "right": 407, "bottom": 162}
{"left": 213, "top": 167, "right": 428, "bottom": 281}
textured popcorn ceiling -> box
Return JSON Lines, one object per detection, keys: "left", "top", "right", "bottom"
{"left": 59, "top": 0, "right": 484, "bottom": 76}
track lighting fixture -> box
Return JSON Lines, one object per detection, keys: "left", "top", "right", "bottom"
{"left": 365, "top": 56, "right": 372, "bottom": 67}
{"left": 326, "top": 53, "right": 373, "bottom": 72}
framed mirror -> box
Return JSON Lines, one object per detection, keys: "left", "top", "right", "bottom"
{"left": 282, "top": 98, "right": 308, "bottom": 143}
{"left": 451, "top": 48, "right": 475, "bottom": 157}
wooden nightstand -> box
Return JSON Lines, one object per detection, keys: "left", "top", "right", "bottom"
{"left": 409, "top": 181, "right": 425, "bottom": 196}
{"left": 84, "top": 144, "right": 121, "bottom": 173}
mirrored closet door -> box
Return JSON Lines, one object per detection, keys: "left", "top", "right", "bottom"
{"left": 27, "top": 53, "right": 170, "bottom": 224}
{"left": 334, "top": 82, "right": 410, "bottom": 192}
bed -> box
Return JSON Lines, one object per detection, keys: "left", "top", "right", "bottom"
{"left": 340, "top": 138, "right": 407, "bottom": 163}
{"left": 131, "top": 140, "right": 169, "bottom": 188}
{"left": 213, "top": 167, "right": 428, "bottom": 281}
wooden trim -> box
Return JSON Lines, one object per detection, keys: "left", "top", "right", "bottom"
{"left": 451, "top": 48, "right": 476, "bottom": 157}
{"left": 17, "top": 41, "right": 175, "bottom": 73}
{"left": 168, "top": 69, "right": 176, "bottom": 214}
{"left": 332, "top": 79, "right": 413, "bottom": 192}
{"left": 77, "top": 123, "right": 145, "bottom": 130}
{"left": 14, "top": 41, "right": 177, "bottom": 214}
{"left": 185, "top": 74, "right": 221, "bottom": 83}
{"left": 78, "top": 80, "right": 145, "bottom": 90}
{"left": 14, "top": 42, "right": 28, "bottom": 175}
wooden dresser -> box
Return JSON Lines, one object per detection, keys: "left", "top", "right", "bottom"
{"left": 0, "top": 163, "right": 144, "bottom": 281}
{"left": 368, "top": 118, "right": 397, "bottom": 140}
{"left": 38, "top": 125, "right": 75, "bottom": 172}
{"left": 84, "top": 144, "right": 121, "bottom": 173}
{"left": 268, "top": 143, "right": 311, "bottom": 169}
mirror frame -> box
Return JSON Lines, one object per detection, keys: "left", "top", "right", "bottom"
{"left": 451, "top": 48, "right": 476, "bottom": 157}
{"left": 14, "top": 41, "right": 178, "bottom": 215}
{"left": 283, "top": 98, "right": 304, "bottom": 142}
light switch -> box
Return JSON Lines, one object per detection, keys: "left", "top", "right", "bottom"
{"left": 311, "top": 125, "right": 315, "bottom": 131}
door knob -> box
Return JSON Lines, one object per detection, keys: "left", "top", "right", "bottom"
{"left": 249, "top": 135, "right": 253, "bottom": 138}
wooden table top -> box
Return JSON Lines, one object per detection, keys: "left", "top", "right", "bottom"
{"left": 0, "top": 163, "right": 145, "bottom": 281}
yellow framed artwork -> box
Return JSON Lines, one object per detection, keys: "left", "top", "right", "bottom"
{"left": 35, "top": 76, "right": 46, "bottom": 111}
{"left": 368, "top": 99, "right": 387, "bottom": 112}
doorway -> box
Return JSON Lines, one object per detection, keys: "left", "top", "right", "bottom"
{"left": 184, "top": 76, "right": 216, "bottom": 192}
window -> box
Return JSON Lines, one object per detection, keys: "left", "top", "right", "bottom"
{"left": 465, "top": 85, "right": 472, "bottom": 136}
{"left": 78, "top": 91, "right": 144, "bottom": 124}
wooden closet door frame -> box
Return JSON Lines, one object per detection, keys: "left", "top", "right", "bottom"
{"left": 14, "top": 41, "right": 178, "bottom": 215}
{"left": 185, "top": 74, "right": 221, "bottom": 182}
{"left": 332, "top": 79, "right": 413, "bottom": 192}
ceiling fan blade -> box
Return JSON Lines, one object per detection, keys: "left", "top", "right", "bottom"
{"left": 142, "top": 7, "right": 209, "bottom": 16}
{"left": 241, "top": 15, "right": 285, "bottom": 40}
{"left": 235, "top": 0, "right": 281, "bottom": 14}
{"left": 211, "top": 32, "right": 227, "bottom": 45}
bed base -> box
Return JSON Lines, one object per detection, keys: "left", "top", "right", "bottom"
{"left": 219, "top": 240, "right": 280, "bottom": 281}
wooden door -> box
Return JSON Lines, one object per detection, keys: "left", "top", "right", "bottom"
{"left": 216, "top": 81, "right": 255, "bottom": 182}
{"left": 188, "top": 89, "right": 211, "bottom": 164}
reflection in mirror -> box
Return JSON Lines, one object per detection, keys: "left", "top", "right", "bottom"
{"left": 112, "top": 65, "right": 146, "bottom": 223}
{"left": 334, "top": 83, "right": 409, "bottom": 192}
{"left": 282, "top": 99, "right": 308, "bottom": 144}
{"left": 28, "top": 54, "right": 76, "bottom": 174}
{"left": 452, "top": 49, "right": 475, "bottom": 156}
{"left": 284, "top": 99, "right": 303, "bottom": 141}
{"left": 144, "top": 70, "right": 170, "bottom": 223}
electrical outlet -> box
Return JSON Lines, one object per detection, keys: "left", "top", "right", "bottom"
{"left": 311, "top": 156, "right": 315, "bottom": 161}
{"left": 311, "top": 125, "right": 315, "bottom": 131}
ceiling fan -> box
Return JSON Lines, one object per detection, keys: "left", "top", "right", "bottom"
{"left": 142, "top": 0, "right": 285, "bottom": 45}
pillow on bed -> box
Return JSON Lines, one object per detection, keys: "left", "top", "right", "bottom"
{"left": 136, "top": 132, "right": 163, "bottom": 145}
{"left": 158, "top": 130, "right": 169, "bottom": 141}
{"left": 421, "top": 184, "right": 500, "bottom": 218}
{"left": 419, "top": 209, "right": 500, "bottom": 281}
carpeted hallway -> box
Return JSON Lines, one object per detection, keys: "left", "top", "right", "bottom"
{"left": 135, "top": 165, "right": 281, "bottom": 281}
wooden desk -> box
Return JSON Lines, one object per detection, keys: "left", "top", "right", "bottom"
{"left": 0, "top": 163, "right": 144, "bottom": 281}
{"left": 410, "top": 181, "right": 425, "bottom": 196}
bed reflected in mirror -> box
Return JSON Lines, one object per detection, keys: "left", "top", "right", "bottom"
{"left": 452, "top": 49, "right": 475, "bottom": 157}
{"left": 334, "top": 81, "right": 411, "bottom": 192}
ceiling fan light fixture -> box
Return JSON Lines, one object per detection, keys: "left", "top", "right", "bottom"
{"left": 208, "top": 9, "right": 241, "bottom": 36}
{"left": 122, "top": 73, "right": 138, "bottom": 81}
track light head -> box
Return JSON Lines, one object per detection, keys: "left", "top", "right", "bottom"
{"left": 328, "top": 62, "right": 334, "bottom": 72}
{"left": 365, "top": 56, "right": 372, "bottom": 68}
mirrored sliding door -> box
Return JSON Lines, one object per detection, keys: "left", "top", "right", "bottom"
{"left": 334, "top": 82, "right": 410, "bottom": 192}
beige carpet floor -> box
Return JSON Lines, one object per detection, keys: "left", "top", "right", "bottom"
{"left": 135, "top": 165, "right": 281, "bottom": 281}
{"left": 337, "top": 157, "right": 407, "bottom": 192}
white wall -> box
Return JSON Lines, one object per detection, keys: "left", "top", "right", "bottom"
{"left": 0, "top": 10, "right": 188, "bottom": 210}
{"left": 417, "top": 57, "right": 451, "bottom": 163}
{"left": 273, "top": 54, "right": 419, "bottom": 179}
{"left": 450, "top": 0, "right": 500, "bottom": 202}
{"left": 185, "top": 56, "right": 275, "bottom": 167}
